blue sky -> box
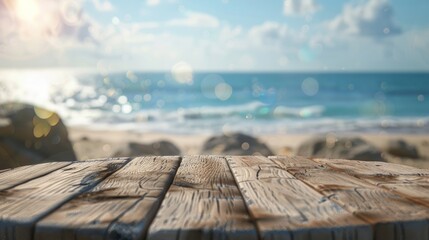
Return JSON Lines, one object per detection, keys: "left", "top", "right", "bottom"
{"left": 0, "top": 0, "right": 428, "bottom": 71}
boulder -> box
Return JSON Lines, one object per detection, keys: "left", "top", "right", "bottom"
{"left": 113, "top": 140, "right": 181, "bottom": 157}
{"left": 202, "top": 133, "right": 274, "bottom": 156}
{"left": 386, "top": 139, "right": 419, "bottom": 159}
{"left": 0, "top": 102, "right": 76, "bottom": 169}
{"left": 297, "top": 136, "right": 384, "bottom": 161}
{"left": 0, "top": 138, "right": 45, "bottom": 169}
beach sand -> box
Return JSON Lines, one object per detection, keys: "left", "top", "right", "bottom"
{"left": 69, "top": 127, "right": 429, "bottom": 169}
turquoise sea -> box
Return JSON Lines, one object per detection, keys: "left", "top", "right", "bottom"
{"left": 1, "top": 72, "right": 428, "bottom": 134}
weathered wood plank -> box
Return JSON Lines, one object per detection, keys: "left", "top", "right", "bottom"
{"left": 0, "top": 159, "right": 127, "bottom": 240}
{"left": 81, "top": 157, "right": 131, "bottom": 162}
{"left": 0, "top": 161, "right": 72, "bottom": 190}
{"left": 315, "top": 158, "right": 429, "bottom": 207}
{"left": 35, "top": 156, "right": 180, "bottom": 240}
{"left": 272, "top": 156, "right": 429, "bottom": 240}
{"left": 269, "top": 155, "right": 323, "bottom": 169}
{"left": 373, "top": 176, "right": 429, "bottom": 208}
{"left": 314, "top": 158, "right": 429, "bottom": 176}
{"left": 147, "top": 155, "right": 257, "bottom": 240}
{"left": 227, "top": 156, "right": 370, "bottom": 240}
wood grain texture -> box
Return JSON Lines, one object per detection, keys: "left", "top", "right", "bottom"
{"left": 227, "top": 156, "right": 370, "bottom": 240}
{"left": 35, "top": 156, "right": 180, "bottom": 240}
{"left": 314, "top": 158, "right": 429, "bottom": 176}
{"left": 315, "top": 158, "right": 429, "bottom": 207}
{"left": 82, "top": 157, "right": 131, "bottom": 162}
{"left": 0, "top": 156, "right": 428, "bottom": 240}
{"left": 148, "top": 155, "right": 257, "bottom": 240}
{"left": 0, "top": 159, "right": 127, "bottom": 240}
{"left": 0, "top": 161, "right": 72, "bottom": 190}
{"left": 272, "top": 156, "right": 429, "bottom": 240}
{"left": 269, "top": 155, "right": 323, "bottom": 169}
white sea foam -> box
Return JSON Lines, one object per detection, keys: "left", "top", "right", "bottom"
{"left": 61, "top": 104, "right": 429, "bottom": 135}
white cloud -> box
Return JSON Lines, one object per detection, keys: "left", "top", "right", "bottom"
{"left": 99, "top": 24, "right": 429, "bottom": 71}
{"left": 249, "top": 22, "right": 291, "bottom": 43}
{"left": 308, "top": 30, "right": 429, "bottom": 71}
{"left": 219, "top": 26, "right": 245, "bottom": 50}
{"left": 328, "top": 0, "right": 401, "bottom": 38}
{"left": 284, "top": 0, "right": 319, "bottom": 16}
{"left": 92, "top": 0, "right": 114, "bottom": 12}
{"left": 146, "top": 0, "right": 160, "bottom": 6}
{"left": 241, "top": 22, "right": 319, "bottom": 67}
{"left": 220, "top": 26, "right": 243, "bottom": 41}
{"left": 166, "top": 11, "right": 219, "bottom": 28}
{"left": 248, "top": 21, "right": 306, "bottom": 47}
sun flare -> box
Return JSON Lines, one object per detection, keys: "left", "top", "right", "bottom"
{"left": 3, "top": 0, "right": 63, "bottom": 39}
{"left": 14, "top": 0, "right": 40, "bottom": 23}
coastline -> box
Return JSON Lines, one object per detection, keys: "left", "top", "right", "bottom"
{"left": 69, "top": 127, "right": 429, "bottom": 169}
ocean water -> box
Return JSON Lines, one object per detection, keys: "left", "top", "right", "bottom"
{"left": 1, "top": 71, "right": 428, "bottom": 134}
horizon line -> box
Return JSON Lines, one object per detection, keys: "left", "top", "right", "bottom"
{"left": 1, "top": 68, "right": 429, "bottom": 75}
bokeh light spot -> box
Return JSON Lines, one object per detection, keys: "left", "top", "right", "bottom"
{"left": 241, "top": 142, "right": 250, "bottom": 150}
{"left": 61, "top": 0, "right": 81, "bottom": 25}
{"left": 34, "top": 107, "right": 54, "bottom": 119}
{"left": 143, "top": 94, "right": 152, "bottom": 102}
{"left": 118, "top": 95, "right": 128, "bottom": 104}
{"left": 112, "top": 104, "right": 121, "bottom": 113}
{"left": 171, "top": 61, "right": 193, "bottom": 85}
{"left": 134, "top": 95, "right": 143, "bottom": 102}
{"left": 325, "top": 133, "right": 337, "bottom": 148}
{"left": 47, "top": 114, "right": 60, "bottom": 126}
{"left": 383, "top": 28, "right": 390, "bottom": 34}
{"left": 301, "top": 77, "right": 319, "bottom": 96}
{"left": 122, "top": 104, "right": 133, "bottom": 114}
{"left": 215, "top": 82, "right": 232, "bottom": 101}
{"left": 33, "top": 116, "right": 51, "bottom": 138}
{"left": 126, "top": 71, "right": 138, "bottom": 81}
{"left": 112, "top": 16, "right": 120, "bottom": 25}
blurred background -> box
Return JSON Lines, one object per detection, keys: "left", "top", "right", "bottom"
{"left": 0, "top": 0, "right": 428, "bottom": 169}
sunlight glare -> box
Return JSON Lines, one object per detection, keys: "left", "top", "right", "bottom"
{"left": 24, "top": 78, "right": 50, "bottom": 99}
{"left": 0, "top": 70, "right": 80, "bottom": 112}
{"left": 15, "top": 0, "right": 40, "bottom": 23}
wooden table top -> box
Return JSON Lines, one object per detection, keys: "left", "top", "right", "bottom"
{"left": 0, "top": 155, "right": 428, "bottom": 240}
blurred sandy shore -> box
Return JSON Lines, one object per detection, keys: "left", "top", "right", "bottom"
{"left": 69, "top": 127, "right": 429, "bottom": 169}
